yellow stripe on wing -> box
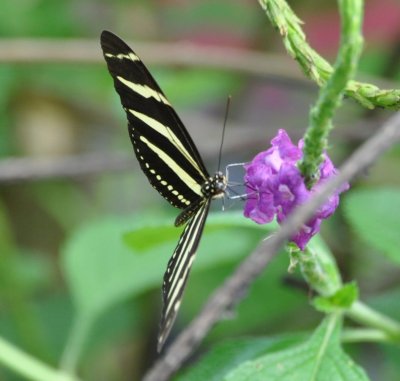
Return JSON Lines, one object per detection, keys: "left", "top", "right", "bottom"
{"left": 129, "top": 109, "right": 205, "bottom": 178}
{"left": 166, "top": 204, "right": 206, "bottom": 312}
{"left": 139, "top": 135, "right": 203, "bottom": 198}
{"left": 158, "top": 200, "right": 209, "bottom": 350}
{"left": 117, "top": 76, "right": 171, "bottom": 105}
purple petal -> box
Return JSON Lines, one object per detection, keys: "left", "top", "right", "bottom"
{"left": 244, "top": 191, "right": 275, "bottom": 224}
{"left": 269, "top": 164, "right": 310, "bottom": 214}
{"left": 319, "top": 195, "right": 339, "bottom": 218}
{"left": 272, "top": 129, "right": 302, "bottom": 163}
{"left": 243, "top": 129, "right": 349, "bottom": 251}
{"left": 291, "top": 218, "right": 322, "bottom": 250}
{"left": 244, "top": 162, "right": 273, "bottom": 189}
{"left": 262, "top": 147, "right": 284, "bottom": 172}
{"left": 319, "top": 154, "right": 336, "bottom": 179}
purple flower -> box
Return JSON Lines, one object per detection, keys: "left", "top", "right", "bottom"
{"left": 244, "top": 129, "right": 349, "bottom": 250}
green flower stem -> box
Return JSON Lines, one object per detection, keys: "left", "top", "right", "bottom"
{"left": 346, "top": 300, "right": 400, "bottom": 340}
{"left": 293, "top": 247, "right": 400, "bottom": 343}
{"left": 258, "top": 0, "right": 400, "bottom": 110}
{"left": 341, "top": 328, "right": 394, "bottom": 344}
{"left": 60, "top": 312, "right": 93, "bottom": 374}
{"left": 289, "top": 244, "right": 342, "bottom": 297}
{"left": 0, "top": 203, "right": 50, "bottom": 360}
{"left": 299, "top": 0, "right": 363, "bottom": 185}
{"left": 0, "top": 336, "right": 79, "bottom": 381}
{"left": 289, "top": 245, "right": 400, "bottom": 343}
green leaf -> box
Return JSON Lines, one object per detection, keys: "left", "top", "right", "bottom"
{"left": 122, "top": 224, "right": 178, "bottom": 251}
{"left": 224, "top": 315, "right": 370, "bottom": 381}
{"left": 343, "top": 188, "right": 400, "bottom": 264}
{"left": 60, "top": 211, "right": 274, "bottom": 368}
{"left": 174, "top": 334, "right": 305, "bottom": 381}
{"left": 183, "top": 252, "right": 309, "bottom": 339}
{"left": 61, "top": 211, "right": 269, "bottom": 318}
{"left": 171, "top": 224, "right": 332, "bottom": 339}
{"left": 123, "top": 211, "right": 268, "bottom": 251}
{"left": 313, "top": 282, "right": 358, "bottom": 313}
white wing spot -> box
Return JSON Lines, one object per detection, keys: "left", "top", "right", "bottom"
{"left": 173, "top": 300, "right": 181, "bottom": 312}
{"left": 105, "top": 52, "right": 140, "bottom": 61}
{"left": 138, "top": 135, "right": 202, "bottom": 197}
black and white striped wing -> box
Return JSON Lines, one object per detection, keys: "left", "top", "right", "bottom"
{"left": 100, "top": 31, "right": 224, "bottom": 351}
{"left": 100, "top": 30, "right": 209, "bottom": 210}
{"left": 158, "top": 199, "right": 210, "bottom": 351}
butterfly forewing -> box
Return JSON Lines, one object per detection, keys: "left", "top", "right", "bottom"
{"left": 158, "top": 199, "right": 210, "bottom": 351}
{"left": 100, "top": 30, "right": 209, "bottom": 209}
{"left": 100, "top": 30, "right": 227, "bottom": 351}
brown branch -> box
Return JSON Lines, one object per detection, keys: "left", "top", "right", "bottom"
{"left": 0, "top": 153, "right": 133, "bottom": 183}
{"left": 141, "top": 111, "right": 400, "bottom": 381}
{"left": 0, "top": 115, "right": 266, "bottom": 183}
{"left": 0, "top": 38, "right": 395, "bottom": 92}
{"left": 0, "top": 113, "right": 386, "bottom": 184}
{"left": 0, "top": 38, "right": 300, "bottom": 78}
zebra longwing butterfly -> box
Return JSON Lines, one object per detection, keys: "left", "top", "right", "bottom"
{"left": 100, "top": 30, "right": 227, "bottom": 351}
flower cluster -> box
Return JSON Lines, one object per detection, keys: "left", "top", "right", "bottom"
{"left": 244, "top": 129, "right": 349, "bottom": 250}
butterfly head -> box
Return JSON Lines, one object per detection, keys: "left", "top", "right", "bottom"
{"left": 202, "top": 171, "right": 227, "bottom": 199}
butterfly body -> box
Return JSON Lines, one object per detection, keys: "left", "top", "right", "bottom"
{"left": 100, "top": 30, "right": 227, "bottom": 350}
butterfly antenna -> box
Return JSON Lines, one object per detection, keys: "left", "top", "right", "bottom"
{"left": 217, "top": 95, "right": 231, "bottom": 173}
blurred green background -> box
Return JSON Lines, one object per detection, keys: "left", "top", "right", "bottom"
{"left": 0, "top": 0, "right": 400, "bottom": 380}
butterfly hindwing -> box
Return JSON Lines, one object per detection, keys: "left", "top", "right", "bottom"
{"left": 100, "top": 30, "right": 209, "bottom": 209}
{"left": 158, "top": 199, "right": 211, "bottom": 351}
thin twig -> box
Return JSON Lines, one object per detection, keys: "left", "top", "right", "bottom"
{"left": 0, "top": 38, "right": 299, "bottom": 79}
{"left": 141, "top": 111, "right": 400, "bottom": 381}
{"left": 0, "top": 153, "right": 132, "bottom": 183}
{"left": 0, "top": 38, "right": 396, "bottom": 97}
{"left": 0, "top": 118, "right": 265, "bottom": 183}
{"left": 0, "top": 113, "right": 388, "bottom": 184}
{"left": 1, "top": 35, "right": 399, "bottom": 111}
